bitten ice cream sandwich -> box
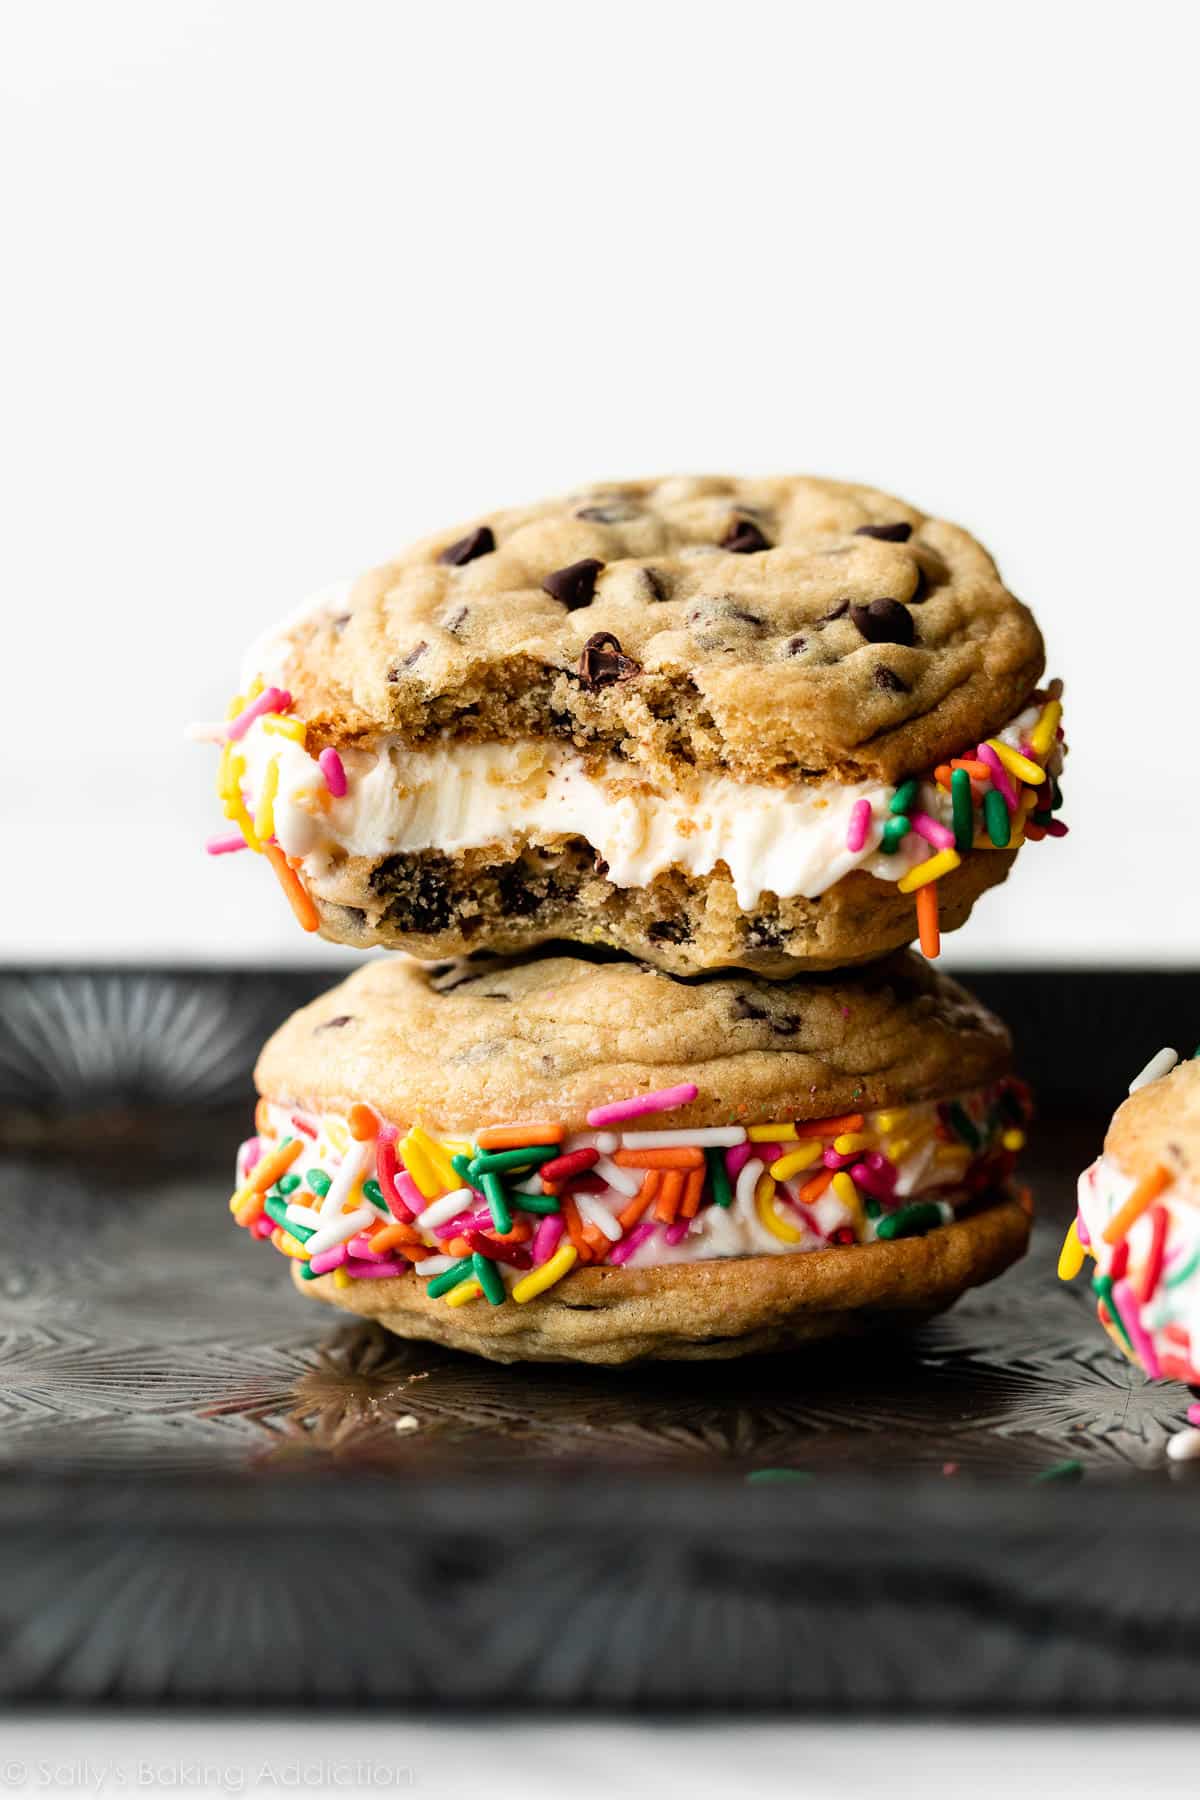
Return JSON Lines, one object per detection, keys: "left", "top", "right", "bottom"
{"left": 229, "top": 950, "right": 1032, "bottom": 1364}
{"left": 199, "top": 474, "right": 1067, "bottom": 975}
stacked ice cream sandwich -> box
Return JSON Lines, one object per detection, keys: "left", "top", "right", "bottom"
{"left": 203, "top": 475, "right": 1065, "bottom": 1362}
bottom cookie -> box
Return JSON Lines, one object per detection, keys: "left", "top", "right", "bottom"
{"left": 292, "top": 1196, "right": 1029, "bottom": 1363}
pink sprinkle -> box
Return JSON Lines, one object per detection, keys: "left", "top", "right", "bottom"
{"left": 726, "top": 1143, "right": 757, "bottom": 1180}
{"left": 1188, "top": 1403, "right": 1200, "bottom": 1428}
{"left": 1046, "top": 819, "right": 1069, "bottom": 838}
{"left": 976, "top": 742, "right": 1019, "bottom": 809}
{"left": 206, "top": 833, "right": 250, "bottom": 855}
{"left": 250, "top": 1216, "right": 275, "bottom": 1240}
{"left": 587, "top": 1082, "right": 699, "bottom": 1128}
{"left": 846, "top": 798, "right": 872, "bottom": 854}
{"left": 823, "top": 1148, "right": 858, "bottom": 1171}
{"left": 1076, "top": 1208, "right": 1090, "bottom": 1247}
{"left": 318, "top": 746, "right": 348, "bottom": 798}
{"left": 1114, "top": 1278, "right": 1161, "bottom": 1380}
{"left": 309, "top": 1244, "right": 348, "bottom": 1275}
{"left": 532, "top": 1215, "right": 566, "bottom": 1265}
{"left": 608, "top": 1221, "right": 657, "bottom": 1265}
{"left": 433, "top": 1212, "right": 476, "bottom": 1241}
{"left": 849, "top": 1160, "right": 897, "bottom": 1201}
{"left": 347, "top": 1232, "right": 387, "bottom": 1260}
{"left": 664, "top": 1219, "right": 692, "bottom": 1246}
{"left": 238, "top": 1137, "right": 262, "bottom": 1178}
{"left": 226, "top": 687, "right": 292, "bottom": 742}
{"left": 291, "top": 1114, "right": 317, "bottom": 1138}
{"left": 911, "top": 811, "right": 955, "bottom": 851}
{"left": 344, "top": 1256, "right": 409, "bottom": 1280}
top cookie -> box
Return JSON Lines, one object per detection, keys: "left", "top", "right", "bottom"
{"left": 1106, "top": 1058, "right": 1200, "bottom": 1183}
{"left": 247, "top": 474, "right": 1044, "bottom": 785}
{"left": 253, "top": 947, "right": 1012, "bottom": 1135}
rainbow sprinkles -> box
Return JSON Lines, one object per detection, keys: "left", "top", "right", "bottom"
{"left": 196, "top": 680, "right": 1068, "bottom": 962}
{"left": 232, "top": 1076, "right": 1032, "bottom": 1308}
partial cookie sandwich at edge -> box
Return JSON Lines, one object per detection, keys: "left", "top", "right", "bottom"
{"left": 231, "top": 949, "right": 1033, "bottom": 1364}
{"left": 1065, "top": 1048, "right": 1200, "bottom": 1459}
{"left": 198, "top": 474, "right": 1068, "bottom": 975}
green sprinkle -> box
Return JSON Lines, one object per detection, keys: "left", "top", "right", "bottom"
{"left": 950, "top": 767, "right": 974, "bottom": 852}
{"left": 1031, "top": 1459, "right": 1083, "bottom": 1485}
{"left": 278, "top": 1135, "right": 294, "bottom": 1148}
{"left": 452, "top": 1153, "right": 483, "bottom": 1191}
{"left": 1031, "top": 809, "right": 1054, "bottom": 827}
{"left": 983, "top": 788, "right": 1011, "bottom": 847}
{"left": 426, "top": 1259, "right": 473, "bottom": 1299}
{"left": 1168, "top": 1248, "right": 1200, "bottom": 1288}
{"left": 276, "top": 1172, "right": 302, "bottom": 1195}
{"left": 299, "top": 1262, "right": 321, "bottom": 1280}
{"left": 481, "top": 1171, "right": 512, "bottom": 1234}
{"left": 881, "top": 815, "right": 911, "bottom": 853}
{"left": 745, "top": 1469, "right": 815, "bottom": 1485}
{"left": 514, "top": 1191, "right": 562, "bottom": 1215}
{"left": 877, "top": 1202, "right": 944, "bottom": 1240}
{"left": 1092, "top": 1272, "right": 1135, "bottom": 1353}
{"left": 472, "top": 1252, "right": 507, "bottom": 1306}
{"left": 946, "top": 1102, "right": 981, "bottom": 1150}
{"left": 362, "top": 1178, "right": 387, "bottom": 1210}
{"left": 863, "top": 1195, "right": 882, "bottom": 1220}
{"left": 706, "top": 1147, "right": 733, "bottom": 1208}
{"left": 890, "top": 778, "right": 918, "bottom": 815}
{"left": 264, "top": 1193, "right": 314, "bottom": 1241}
{"left": 1048, "top": 777, "right": 1065, "bottom": 812}
{"left": 469, "top": 1144, "right": 559, "bottom": 1177}
{"left": 306, "top": 1169, "right": 332, "bottom": 1198}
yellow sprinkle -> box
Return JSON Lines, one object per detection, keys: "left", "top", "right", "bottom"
{"left": 220, "top": 750, "right": 263, "bottom": 852}
{"left": 442, "top": 1138, "right": 473, "bottom": 1156}
{"left": 748, "top": 1122, "right": 798, "bottom": 1142}
{"left": 934, "top": 1144, "right": 971, "bottom": 1168}
{"left": 512, "top": 1244, "right": 579, "bottom": 1302}
{"left": 333, "top": 1267, "right": 350, "bottom": 1289}
{"left": 1002, "top": 1128, "right": 1026, "bottom": 1152}
{"left": 897, "top": 848, "right": 961, "bottom": 894}
{"left": 262, "top": 715, "right": 307, "bottom": 742}
{"left": 831, "top": 1171, "right": 865, "bottom": 1236}
{"left": 884, "top": 1134, "right": 917, "bottom": 1164}
{"left": 833, "top": 1132, "right": 870, "bottom": 1155}
{"left": 770, "top": 1143, "right": 822, "bottom": 1181}
{"left": 408, "top": 1125, "right": 460, "bottom": 1194}
{"left": 253, "top": 755, "right": 280, "bottom": 843}
{"left": 1057, "top": 1219, "right": 1085, "bottom": 1281}
{"left": 446, "top": 1278, "right": 483, "bottom": 1308}
{"left": 325, "top": 1119, "right": 350, "bottom": 1155}
{"left": 755, "top": 1171, "right": 802, "bottom": 1243}
{"left": 1028, "top": 700, "right": 1062, "bottom": 760}
{"left": 224, "top": 690, "right": 247, "bottom": 721}
{"left": 987, "top": 739, "right": 1045, "bottom": 786}
{"left": 270, "top": 1227, "right": 310, "bottom": 1262}
{"left": 875, "top": 1111, "right": 907, "bottom": 1133}
{"left": 400, "top": 1131, "right": 443, "bottom": 1200}
{"left": 233, "top": 1191, "right": 264, "bottom": 1227}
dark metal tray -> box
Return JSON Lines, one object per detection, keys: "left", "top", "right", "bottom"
{"left": 2, "top": 967, "right": 1199, "bottom": 1711}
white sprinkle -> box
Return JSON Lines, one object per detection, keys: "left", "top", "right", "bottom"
{"left": 416, "top": 1254, "right": 457, "bottom": 1277}
{"left": 284, "top": 1202, "right": 323, "bottom": 1231}
{"left": 575, "top": 1194, "right": 623, "bottom": 1241}
{"left": 303, "top": 1204, "right": 375, "bottom": 1258}
{"left": 1166, "top": 1426, "right": 1200, "bottom": 1463}
{"left": 736, "top": 1157, "right": 764, "bottom": 1211}
{"left": 319, "top": 1141, "right": 371, "bottom": 1218}
{"left": 512, "top": 1173, "right": 546, "bottom": 1196}
{"left": 619, "top": 1127, "right": 747, "bottom": 1149}
{"left": 594, "top": 1156, "right": 640, "bottom": 1197}
{"left": 1129, "top": 1047, "right": 1179, "bottom": 1095}
{"left": 394, "top": 1415, "right": 420, "bottom": 1433}
{"left": 563, "top": 1130, "right": 618, "bottom": 1156}
{"left": 415, "top": 1188, "right": 474, "bottom": 1231}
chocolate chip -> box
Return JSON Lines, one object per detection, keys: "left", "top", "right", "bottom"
{"left": 822, "top": 600, "right": 850, "bottom": 622}
{"left": 854, "top": 522, "right": 913, "bottom": 543}
{"left": 873, "top": 664, "right": 911, "bottom": 694}
{"left": 850, "top": 598, "right": 915, "bottom": 647}
{"left": 721, "top": 519, "right": 771, "bottom": 554}
{"left": 908, "top": 566, "right": 927, "bottom": 604}
{"left": 786, "top": 634, "right": 807, "bottom": 655}
{"left": 646, "top": 918, "right": 693, "bottom": 945}
{"left": 331, "top": 613, "right": 351, "bottom": 632}
{"left": 315, "top": 1014, "right": 352, "bottom": 1032}
{"left": 438, "top": 525, "right": 495, "bottom": 566}
{"left": 641, "top": 567, "right": 668, "bottom": 602}
{"left": 442, "top": 605, "right": 469, "bottom": 634}
{"left": 578, "top": 631, "right": 640, "bottom": 689}
{"left": 729, "top": 605, "right": 765, "bottom": 627}
{"left": 543, "top": 558, "right": 605, "bottom": 611}
{"left": 575, "top": 503, "right": 639, "bottom": 523}
{"left": 388, "top": 640, "right": 429, "bottom": 674}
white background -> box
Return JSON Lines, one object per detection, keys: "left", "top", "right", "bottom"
{"left": 1, "top": 0, "right": 1196, "bottom": 972}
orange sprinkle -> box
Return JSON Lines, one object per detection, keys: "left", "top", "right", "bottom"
{"left": 444, "top": 1235, "right": 472, "bottom": 1258}
{"left": 680, "top": 1167, "right": 706, "bottom": 1219}
{"left": 934, "top": 763, "right": 954, "bottom": 789}
{"left": 916, "top": 882, "right": 940, "bottom": 957}
{"left": 235, "top": 1191, "right": 266, "bottom": 1228}
{"left": 349, "top": 1102, "right": 379, "bottom": 1141}
{"left": 795, "top": 1114, "right": 864, "bottom": 1141}
{"left": 492, "top": 1222, "right": 532, "bottom": 1244}
{"left": 612, "top": 1146, "right": 705, "bottom": 1170}
{"left": 540, "top": 1179, "right": 562, "bottom": 1196}
{"left": 368, "top": 1223, "right": 420, "bottom": 1255}
{"left": 1102, "top": 1164, "right": 1172, "bottom": 1245}
{"left": 654, "top": 1169, "right": 685, "bottom": 1224}
{"left": 561, "top": 1195, "right": 593, "bottom": 1262}
{"left": 247, "top": 1138, "right": 304, "bottom": 1194}
{"left": 264, "top": 844, "right": 320, "bottom": 932}
{"left": 797, "top": 1168, "right": 835, "bottom": 1206}
{"left": 581, "top": 1221, "right": 609, "bottom": 1254}
{"left": 618, "top": 1172, "right": 659, "bottom": 1230}
{"left": 475, "top": 1122, "right": 565, "bottom": 1150}
{"left": 951, "top": 757, "right": 991, "bottom": 780}
{"left": 255, "top": 1097, "right": 271, "bottom": 1135}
